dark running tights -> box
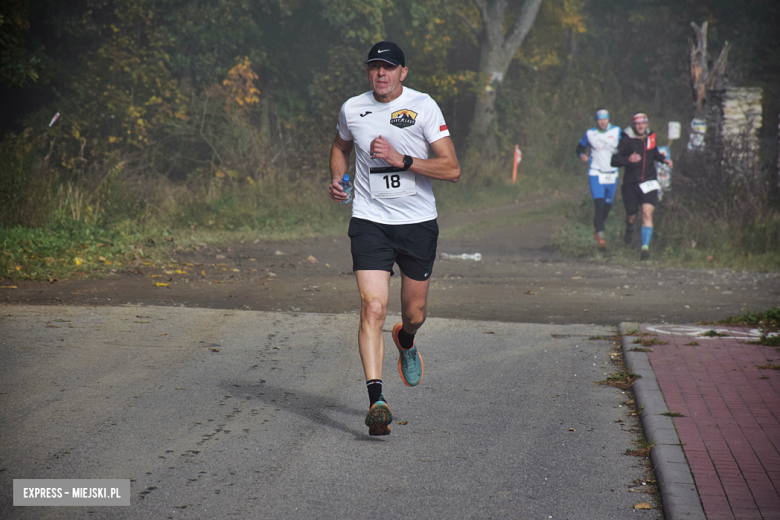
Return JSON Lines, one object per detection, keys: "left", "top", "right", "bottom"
{"left": 593, "top": 198, "right": 612, "bottom": 233}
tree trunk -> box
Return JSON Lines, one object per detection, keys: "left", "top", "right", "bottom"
{"left": 466, "top": 0, "right": 544, "bottom": 156}
{"left": 689, "top": 21, "right": 730, "bottom": 117}
{"left": 687, "top": 21, "right": 731, "bottom": 152}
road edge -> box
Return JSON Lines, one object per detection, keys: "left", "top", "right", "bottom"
{"left": 619, "top": 322, "right": 706, "bottom": 520}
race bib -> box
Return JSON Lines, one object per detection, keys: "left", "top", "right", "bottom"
{"left": 598, "top": 172, "right": 619, "bottom": 185}
{"left": 369, "top": 167, "right": 417, "bottom": 199}
{"left": 639, "top": 180, "right": 661, "bottom": 194}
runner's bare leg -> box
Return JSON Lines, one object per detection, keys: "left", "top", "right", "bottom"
{"left": 641, "top": 203, "right": 654, "bottom": 228}
{"left": 356, "top": 270, "right": 391, "bottom": 381}
{"left": 400, "top": 272, "right": 430, "bottom": 335}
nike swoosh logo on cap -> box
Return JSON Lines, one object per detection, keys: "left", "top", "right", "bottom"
{"left": 377, "top": 49, "right": 390, "bottom": 53}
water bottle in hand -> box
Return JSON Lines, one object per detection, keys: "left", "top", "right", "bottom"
{"left": 340, "top": 174, "right": 353, "bottom": 205}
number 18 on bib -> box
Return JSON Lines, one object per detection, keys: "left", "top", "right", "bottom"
{"left": 369, "top": 167, "right": 417, "bottom": 199}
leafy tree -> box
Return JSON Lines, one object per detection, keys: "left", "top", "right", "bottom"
{"left": 457, "top": 0, "right": 544, "bottom": 155}
{"left": 0, "top": 0, "right": 40, "bottom": 87}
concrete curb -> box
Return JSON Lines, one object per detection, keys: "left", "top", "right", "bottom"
{"left": 619, "top": 322, "right": 706, "bottom": 520}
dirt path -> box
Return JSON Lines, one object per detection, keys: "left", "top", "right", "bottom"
{"left": 3, "top": 191, "right": 777, "bottom": 325}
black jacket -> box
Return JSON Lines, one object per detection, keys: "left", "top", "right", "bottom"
{"left": 611, "top": 127, "right": 666, "bottom": 184}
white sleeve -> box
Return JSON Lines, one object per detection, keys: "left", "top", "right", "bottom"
{"left": 337, "top": 102, "right": 353, "bottom": 142}
{"left": 422, "top": 96, "right": 450, "bottom": 144}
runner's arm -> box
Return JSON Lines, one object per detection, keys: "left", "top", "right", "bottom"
{"left": 329, "top": 133, "right": 354, "bottom": 202}
{"left": 369, "top": 135, "right": 460, "bottom": 183}
{"left": 652, "top": 146, "right": 672, "bottom": 167}
{"left": 576, "top": 133, "right": 589, "bottom": 162}
{"left": 610, "top": 137, "right": 630, "bottom": 167}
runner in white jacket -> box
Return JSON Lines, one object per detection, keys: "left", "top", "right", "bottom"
{"left": 576, "top": 109, "right": 621, "bottom": 250}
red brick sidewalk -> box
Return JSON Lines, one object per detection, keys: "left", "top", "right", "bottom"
{"left": 642, "top": 324, "right": 780, "bottom": 520}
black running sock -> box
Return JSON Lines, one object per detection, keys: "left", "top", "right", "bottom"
{"left": 397, "top": 327, "right": 416, "bottom": 350}
{"left": 367, "top": 379, "right": 383, "bottom": 406}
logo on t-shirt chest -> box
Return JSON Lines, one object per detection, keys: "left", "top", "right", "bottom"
{"left": 390, "top": 109, "right": 418, "bottom": 129}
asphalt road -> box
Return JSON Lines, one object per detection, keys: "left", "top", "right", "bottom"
{"left": 0, "top": 305, "right": 661, "bottom": 519}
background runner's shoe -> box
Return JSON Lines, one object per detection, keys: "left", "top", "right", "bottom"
{"left": 365, "top": 399, "right": 392, "bottom": 436}
{"left": 392, "top": 322, "right": 424, "bottom": 387}
{"left": 595, "top": 232, "right": 606, "bottom": 250}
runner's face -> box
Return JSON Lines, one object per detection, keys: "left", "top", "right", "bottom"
{"left": 597, "top": 118, "right": 609, "bottom": 131}
{"left": 367, "top": 61, "right": 408, "bottom": 102}
{"left": 633, "top": 120, "right": 648, "bottom": 136}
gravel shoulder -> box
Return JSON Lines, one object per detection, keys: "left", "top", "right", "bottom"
{"left": 2, "top": 191, "right": 777, "bottom": 325}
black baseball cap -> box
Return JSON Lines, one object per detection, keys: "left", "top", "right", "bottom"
{"left": 365, "top": 41, "right": 405, "bottom": 67}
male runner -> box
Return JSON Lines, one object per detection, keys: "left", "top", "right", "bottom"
{"left": 328, "top": 41, "right": 460, "bottom": 435}
{"left": 611, "top": 112, "right": 673, "bottom": 260}
{"left": 576, "top": 109, "right": 621, "bottom": 250}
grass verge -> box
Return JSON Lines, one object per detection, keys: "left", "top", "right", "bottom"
{"left": 710, "top": 307, "right": 780, "bottom": 346}
{"left": 553, "top": 195, "right": 780, "bottom": 271}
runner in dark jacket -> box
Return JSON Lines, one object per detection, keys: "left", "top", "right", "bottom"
{"left": 611, "top": 112, "right": 673, "bottom": 260}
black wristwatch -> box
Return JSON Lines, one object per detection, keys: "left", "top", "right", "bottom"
{"left": 402, "top": 155, "right": 413, "bottom": 171}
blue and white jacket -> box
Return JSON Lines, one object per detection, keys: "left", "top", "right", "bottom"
{"left": 576, "top": 124, "right": 621, "bottom": 173}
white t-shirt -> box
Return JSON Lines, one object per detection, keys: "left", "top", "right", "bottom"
{"left": 337, "top": 87, "right": 450, "bottom": 225}
{"left": 578, "top": 124, "right": 621, "bottom": 173}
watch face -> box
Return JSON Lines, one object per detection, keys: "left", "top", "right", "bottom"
{"left": 403, "top": 155, "right": 413, "bottom": 169}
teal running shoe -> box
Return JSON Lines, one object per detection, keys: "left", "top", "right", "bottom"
{"left": 392, "top": 323, "right": 424, "bottom": 387}
{"left": 365, "top": 396, "right": 392, "bottom": 436}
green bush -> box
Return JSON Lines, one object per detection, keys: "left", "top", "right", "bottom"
{"left": 0, "top": 131, "right": 55, "bottom": 228}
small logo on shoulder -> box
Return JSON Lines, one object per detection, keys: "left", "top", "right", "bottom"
{"left": 360, "top": 111, "right": 372, "bottom": 117}
{"left": 390, "top": 109, "right": 417, "bottom": 129}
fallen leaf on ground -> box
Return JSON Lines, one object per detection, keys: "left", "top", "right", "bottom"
{"left": 571, "top": 276, "right": 582, "bottom": 279}
{"left": 526, "top": 290, "right": 535, "bottom": 294}
{"left": 209, "top": 348, "right": 220, "bottom": 352}
{"left": 569, "top": 427, "right": 576, "bottom": 431}
{"left": 154, "top": 282, "right": 169, "bottom": 287}
{"left": 275, "top": 250, "right": 285, "bottom": 255}
{"left": 633, "top": 503, "right": 651, "bottom": 510}
{"left": 306, "top": 255, "right": 317, "bottom": 263}
{"left": 397, "top": 421, "right": 408, "bottom": 425}
{"left": 0, "top": 286, "right": 18, "bottom": 289}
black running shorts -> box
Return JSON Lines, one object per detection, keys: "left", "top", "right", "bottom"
{"left": 622, "top": 182, "right": 658, "bottom": 216}
{"left": 348, "top": 217, "right": 438, "bottom": 281}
